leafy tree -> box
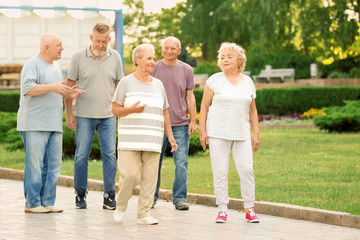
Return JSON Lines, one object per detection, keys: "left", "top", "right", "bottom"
{"left": 122, "top": 0, "right": 359, "bottom": 76}
{"left": 122, "top": 0, "right": 156, "bottom": 58}
{"left": 181, "top": 0, "right": 225, "bottom": 60}
{"left": 122, "top": 0, "right": 194, "bottom": 64}
{"left": 152, "top": 1, "right": 190, "bottom": 59}
{"left": 297, "top": 0, "right": 360, "bottom": 61}
{"left": 181, "top": 0, "right": 298, "bottom": 60}
{"left": 180, "top": 0, "right": 360, "bottom": 65}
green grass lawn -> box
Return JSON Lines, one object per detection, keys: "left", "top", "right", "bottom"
{"left": 1, "top": 127, "right": 359, "bottom": 215}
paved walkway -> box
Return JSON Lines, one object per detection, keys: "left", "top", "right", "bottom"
{"left": 0, "top": 179, "right": 359, "bottom": 240}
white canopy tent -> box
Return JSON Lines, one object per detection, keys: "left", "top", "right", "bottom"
{"left": 0, "top": 3, "right": 123, "bottom": 71}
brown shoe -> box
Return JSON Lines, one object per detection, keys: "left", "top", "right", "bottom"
{"left": 175, "top": 200, "right": 189, "bottom": 210}
{"left": 44, "top": 206, "right": 63, "bottom": 213}
{"left": 24, "top": 206, "right": 51, "bottom": 213}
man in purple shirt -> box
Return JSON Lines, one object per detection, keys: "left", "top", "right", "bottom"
{"left": 151, "top": 36, "right": 197, "bottom": 210}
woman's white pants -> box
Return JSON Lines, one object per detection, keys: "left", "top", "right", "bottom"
{"left": 208, "top": 137, "right": 255, "bottom": 211}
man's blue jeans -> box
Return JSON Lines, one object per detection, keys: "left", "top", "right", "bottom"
{"left": 74, "top": 117, "right": 117, "bottom": 195}
{"left": 20, "top": 131, "right": 62, "bottom": 208}
{"left": 154, "top": 125, "right": 189, "bottom": 204}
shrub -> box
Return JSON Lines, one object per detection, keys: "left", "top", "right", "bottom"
{"left": 2, "top": 110, "right": 202, "bottom": 158}
{"left": 192, "top": 86, "right": 360, "bottom": 115}
{"left": 328, "top": 71, "right": 351, "bottom": 79}
{"left": 2, "top": 112, "right": 102, "bottom": 159}
{"left": 163, "top": 129, "right": 202, "bottom": 157}
{"left": 0, "top": 112, "right": 17, "bottom": 143}
{"left": 62, "top": 125, "right": 76, "bottom": 157}
{"left": 314, "top": 100, "right": 360, "bottom": 132}
{"left": 350, "top": 68, "right": 360, "bottom": 78}
{"left": 179, "top": 48, "right": 197, "bottom": 67}
{"left": 0, "top": 92, "right": 20, "bottom": 112}
{"left": 245, "top": 51, "right": 268, "bottom": 76}
{"left": 193, "top": 88, "right": 204, "bottom": 111}
{"left": 0, "top": 111, "right": 23, "bottom": 152}
{"left": 194, "top": 61, "right": 220, "bottom": 77}
{"left": 62, "top": 123, "right": 101, "bottom": 159}
{"left": 4, "top": 128, "right": 23, "bottom": 152}
{"left": 188, "top": 130, "right": 202, "bottom": 155}
{"left": 256, "top": 86, "right": 360, "bottom": 115}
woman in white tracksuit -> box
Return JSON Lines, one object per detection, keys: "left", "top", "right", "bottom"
{"left": 199, "top": 42, "right": 260, "bottom": 223}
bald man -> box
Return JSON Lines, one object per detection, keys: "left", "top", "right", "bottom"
{"left": 17, "top": 33, "right": 84, "bottom": 213}
{"left": 151, "top": 37, "right": 196, "bottom": 210}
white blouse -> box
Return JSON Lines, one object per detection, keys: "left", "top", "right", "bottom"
{"left": 206, "top": 72, "right": 256, "bottom": 140}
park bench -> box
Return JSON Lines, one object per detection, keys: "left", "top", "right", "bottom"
{"left": 253, "top": 68, "right": 295, "bottom": 83}
{"left": 0, "top": 64, "right": 22, "bottom": 87}
{"left": 194, "top": 73, "right": 208, "bottom": 88}
{"left": 194, "top": 71, "right": 252, "bottom": 88}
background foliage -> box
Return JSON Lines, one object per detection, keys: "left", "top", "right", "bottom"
{"left": 314, "top": 100, "right": 360, "bottom": 132}
{"left": 1, "top": 111, "right": 203, "bottom": 158}
{"left": 3, "top": 86, "right": 359, "bottom": 158}
{"left": 0, "top": 112, "right": 17, "bottom": 143}
{"left": 0, "top": 92, "right": 19, "bottom": 112}
{"left": 193, "top": 86, "right": 360, "bottom": 115}
{"left": 122, "top": 0, "right": 360, "bottom": 78}
{"left": 255, "top": 86, "right": 360, "bottom": 115}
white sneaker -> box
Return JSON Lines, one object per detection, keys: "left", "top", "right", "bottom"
{"left": 137, "top": 216, "right": 159, "bottom": 225}
{"left": 24, "top": 206, "right": 50, "bottom": 213}
{"left": 44, "top": 206, "right": 63, "bottom": 213}
{"left": 113, "top": 210, "right": 125, "bottom": 222}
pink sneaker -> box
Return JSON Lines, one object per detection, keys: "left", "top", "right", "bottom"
{"left": 246, "top": 209, "right": 260, "bottom": 223}
{"left": 215, "top": 211, "right": 228, "bottom": 223}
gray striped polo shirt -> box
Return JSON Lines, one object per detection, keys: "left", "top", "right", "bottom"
{"left": 112, "top": 74, "right": 169, "bottom": 153}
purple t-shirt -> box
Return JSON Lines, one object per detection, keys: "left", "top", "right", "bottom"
{"left": 151, "top": 60, "right": 195, "bottom": 126}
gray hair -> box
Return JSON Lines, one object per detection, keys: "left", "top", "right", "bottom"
{"left": 132, "top": 44, "right": 155, "bottom": 67}
{"left": 93, "top": 23, "right": 110, "bottom": 34}
{"left": 162, "top": 36, "right": 181, "bottom": 48}
{"left": 217, "top": 42, "right": 247, "bottom": 73}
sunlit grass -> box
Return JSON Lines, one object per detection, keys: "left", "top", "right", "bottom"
{"left": 155, "top": 128, "right": 360, "bottom": 215}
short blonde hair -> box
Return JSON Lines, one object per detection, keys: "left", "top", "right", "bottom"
{"left": 132, "top": 43, "right": 155, "bottom": 67}
{"left": 217, "top": 42, "right": 246, "bottom": 73}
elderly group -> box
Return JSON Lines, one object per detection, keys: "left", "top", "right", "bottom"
{"left": 17, "top": 22, "right": 260, "bottom": 225}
